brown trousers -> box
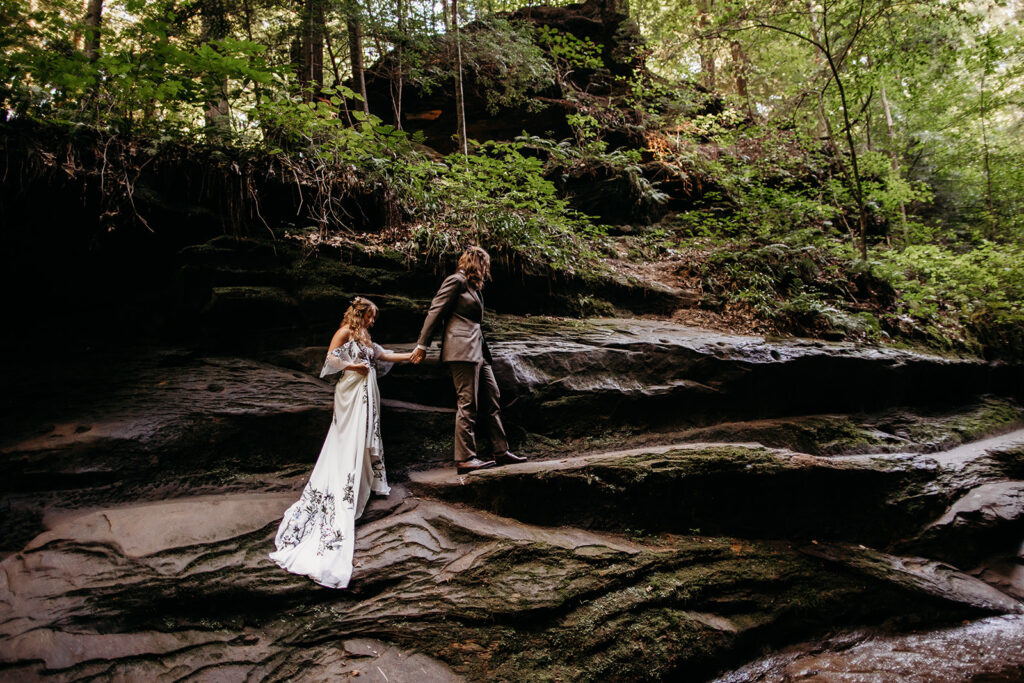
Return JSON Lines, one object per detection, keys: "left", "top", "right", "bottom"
{"left": 449, "top": 361, "right": 509, "bottom": 462}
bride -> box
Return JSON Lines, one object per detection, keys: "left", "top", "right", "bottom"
{"left": 270, "top": 296, "right": 416, "bottom": 588}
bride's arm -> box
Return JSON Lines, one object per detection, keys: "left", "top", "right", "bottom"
{"left": 378, "top": 350, "right": 414, "bottom": 363}
{"left": 322, "top": 326, "right": 371, "bottom": 375}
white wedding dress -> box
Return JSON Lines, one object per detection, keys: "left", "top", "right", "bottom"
{"left": 269, "top": 339, "right": 392, "bottom": 588}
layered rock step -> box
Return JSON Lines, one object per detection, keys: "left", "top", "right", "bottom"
{"left": 2, "top": 486, "right": 1017, "bottom": 682}
{"left": 409, "top": 434, "right": 1024, "bottom": 547}
{"left": 382, "top": 317, "right": 1024, "bottom": 442}
{"left": 410, "top": 433, "right": 1024, "bottom": 616}
{"left": 3, "top": 316, "right": 1024, "bottom": 681}
{"left": 3, "top": 437, "right": 1023, "bottom": 678}
{"left": 714, "top": 614, "right": 1024, "bottom": 682}
{"left": 175, "top": 237, "right": 695, "bottom": 349}
{"left": 0, "top": 350, "right": 450, "bottom": 552}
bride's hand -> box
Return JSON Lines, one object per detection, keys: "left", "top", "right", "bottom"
{"left": 346, "top": 362, "right": 370, "bottom": 376}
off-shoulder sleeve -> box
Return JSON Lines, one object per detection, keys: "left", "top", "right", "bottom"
{"left": 320, "top": 344, "right": 355, "bottom": 378}
{"left": 372, "top": 343, "right": 395, "bottom": 377}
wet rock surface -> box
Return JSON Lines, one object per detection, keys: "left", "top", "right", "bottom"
{"left": 0, "top": 490, "right": 1005, "bottom": 682}
{"left": 485, "top": 318, "right": 1023, "bottom": 438}
{"left": 2, "top": 317, "right": 1024, "bottom": 681}
{"left": 0, "top": 350, "right": 449, "bottom": 550}
{"left": 714, "top": 615, "right": 1024, "bottom": 683}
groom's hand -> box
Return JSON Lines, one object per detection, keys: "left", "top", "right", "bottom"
{"left": 410, "top": 347, "right": 426, "bottom": 364}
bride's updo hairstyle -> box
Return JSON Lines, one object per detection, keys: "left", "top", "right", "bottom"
{"left": 342, "top": 296, "right": 378, "bottom": 345}
{"left": 458, "top": 246, "right": 491, "bottom": 290}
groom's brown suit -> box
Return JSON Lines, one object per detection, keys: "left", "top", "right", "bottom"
{"left": 417, "top": 270, "right": 509, "bottom": 462}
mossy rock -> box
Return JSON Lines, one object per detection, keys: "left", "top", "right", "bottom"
{"left": 676, "top": 398, "right": 1024, "bottom": 457}
{"left": 201, "top": 286, "right": 300, "bottom": 330}
{"left": 886, "top": 397, "right": 1024, "bottom": 451}
{"left": 178, "top": 235, "right": 282, "bottom": 270}
{"left": 969, "top": 304, "right": 1024, "bottom": 361}
{"left": 411, "top": 445, "right": 935, "bottom": 545}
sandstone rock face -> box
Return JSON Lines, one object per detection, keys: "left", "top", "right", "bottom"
{"left": 0, "top": 487, "right": 1012, "bottom": 682}
{"left": 0, "top": 350, "right": 449, "bottom": 550}
{"left": 0, "top": 351, "right": 334, "bottom": 496}
{"left": 715, "top": 615, "right": 1024, "bottom": 683}
{"left": 480, "top": 318, "right": 1024, "bottom": 437}
{"left": 2, "top": 316, "right": 1024, "bottom": 681}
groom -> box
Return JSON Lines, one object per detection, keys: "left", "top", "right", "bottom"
{"left": 410, "top": 246, "right": 527, "bottom": 474}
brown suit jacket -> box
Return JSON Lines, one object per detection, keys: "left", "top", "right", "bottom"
{"left": 417, "top": 271, "right": 492, "bottom": 364}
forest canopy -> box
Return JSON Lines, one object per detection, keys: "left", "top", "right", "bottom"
{"left": 1, "top": 0, "right": 1022, "bottom": 354}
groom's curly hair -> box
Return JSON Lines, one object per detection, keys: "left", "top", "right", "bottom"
{"left": 458, "top": 246, "right": 491, "bottom": 290}
{"left": 342, "top": 296, "right": 378, "bottom": 344}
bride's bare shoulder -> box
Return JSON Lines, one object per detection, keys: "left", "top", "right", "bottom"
{"left": 330, "top": 325, "right": 352, "bottom": 348}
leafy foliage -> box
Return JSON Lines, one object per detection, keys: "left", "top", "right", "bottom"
{"left": 2, "top": 0, "right": 1022, "bottom": 355}
{"left": 413, "top": 17, "right": 555, "bottom": 115}
{"left": 531, "top": 24, "right": 604, "bottom": 77}
{"left": 404, "top": 140, "right": 605, "bottom": 272}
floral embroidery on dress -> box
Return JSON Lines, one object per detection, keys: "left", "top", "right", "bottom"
{"left": 371, "top": 453, "right": 385, "bottom": 481}
{"left": 342, "top": 472, "right": 355, "bottom": 507}
{"left": 276, "top": 486, "right": 345, "bottom": 557}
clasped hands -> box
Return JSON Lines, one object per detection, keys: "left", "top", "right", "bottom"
{"left": 347, "top": 347, "right": 423, "bottom": 375}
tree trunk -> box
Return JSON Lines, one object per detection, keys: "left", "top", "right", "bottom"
{"left": 453, "top": 0, "right": 468, "bottom": 156}
{"left": 879, "top": 81, "right": 907, "bottom": 239}
{"left": 816, "top": 3, "right": 868, "bottom": 260}
{"left": 391, "top": 0, "right": 406, "bottom": 129}
{"left": 201, "top": 0, "right": 231, "bottom": 141}
{"left": 298, "top": 0, "right": 326, "bottom": 102}
{"left": 864, "top": 108, "right": 873, "bottom": 151}
{"left": 980, "top": 53, "right": 995, "bottom": 239}
{"left": 806, "top": 0, "right": 829, "bottom": 140}
{"left": 827, "top": 54, "right": 868, "bottom": 260}
{"left": 730, "top": 39, "right": 751, "bottom": 116}
{"left": 242, "top": 0, "right": 263, "bottom": 108}
{"left": 324, "top": 29, "right": 353, "bottom": 125}
{"left": 346, "top": 1, "right": 370, "bottom": 115}
{"left": 696, "top": 0, "right": 716, "bottom": 90}
{"left": 83, "top": 0, "right": 103, "bottom": 61}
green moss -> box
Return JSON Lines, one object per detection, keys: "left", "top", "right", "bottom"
{"left": 880, "top": 397, "right": 1024, "bottom": 452}
{"left": 463, "top": 537, "right": 912, "bottom": 682}
{"left": 205, "top": 286, "right": 297, "bottom": 310}
{"left": 677, "top": 399, "right": 1024, "bottom": 457}
{"left": 596, "top": 446, "right": 787, "bottom": 478}
{"left": 571, "top": 295, "right": 616, "bottom": 317}
{"left": 483, "top": 314, "right": 597, "bottom": 341}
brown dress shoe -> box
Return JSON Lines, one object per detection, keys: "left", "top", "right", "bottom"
{"left": 456, "top": 457, "right": 496, "bottom": 475}
{"left": 495, "top": 451, "right": 528, "bottom": 465}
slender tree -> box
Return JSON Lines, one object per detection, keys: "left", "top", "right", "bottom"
{"left": 83, "top": 0, "right": 103, "bottom": 60}
{"left": 201, "top": 0, "right": 232, "bottom": 140}
{"left": 728, "top": 0, "right": 894, "bottom": 259}
{"left": 346, "top": 0, "right": 370, "bottom": 115}
{"left": 697, "top": 0, "right": 717, "bottom": 90}
{"left": 452, "top": 0, "right": 468, "bottom": 155}
{"left": 391, "top": 0, "right": 407, "bottom": 129}
{"left": 297, "top": 0, "right": 326, "bottom": 101}
{"left": 979, "top": 32, "right": 995, "bottom": 239}
{"left": 730, "top": 39, "right": 751, "bottom": 114}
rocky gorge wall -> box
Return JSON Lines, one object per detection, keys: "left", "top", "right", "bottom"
{"left": 3, "top": 128, "right": 1024, "bottom": 683}
{"left": 3, "top": 293, "right": 1024, "bottom": 680}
